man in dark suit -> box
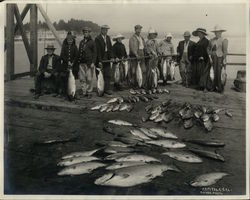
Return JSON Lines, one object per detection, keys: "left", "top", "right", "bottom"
{"left": 34, "top": 44, "right": 62, "bottom": 99}
{"left": 177, "top": 31, "right": 196, "bottom": 87}
{"left": 95, "top": 25, "right": 114, "bottom": 95}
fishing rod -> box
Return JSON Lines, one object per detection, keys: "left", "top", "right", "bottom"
{"left": 101, "top": 54, "right": 178, "bottom": 63}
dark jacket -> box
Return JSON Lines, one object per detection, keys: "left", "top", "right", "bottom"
{"left": 78, "top": 36, "right": 97, "bottom": 66}
{"left": 113, "top": 42, "right": 127, "bottom": 59}
{"left": 38, "top": 54, "right": 61, "bottom": 74}
{"left": 193, "top": 37, "right": 209, "bottom": 62}
{"left": 60, "top": 39, "right": 78, "bottom": 66}
{"left": 95, "top": 34, "right": 113, "bottom": 64}
{"left": 177, "top": 40, "right": 196, "bottom": 63}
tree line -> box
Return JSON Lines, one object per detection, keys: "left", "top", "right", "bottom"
{"left": 18, "top": 18, "right": 101, "bottom": 34}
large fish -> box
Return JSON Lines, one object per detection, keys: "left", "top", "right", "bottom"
{"left": 106, "top": 104, "right": 114, "bottom": 112}
{"left": 57, "top": 156, "right": 100, "bottom": 166}
{"left": 67, "top": 69, "right": 76, "bottom": 98}
{"left": 221, "top": 67, "right": 227, "bottom": 86}
{"left": 183, "top": 139, "right": 225, "bottom": 147}
{"left": 106, "top": 161, "right": 147, "bottom": 170}
{"left": 91, "top": 103, "right": 107, "bottom": 111}
{"left": 107, "top": 97, "right": 123, "bottom": 104}
{"left": 62, "top": 148, "right": 101, "bottom": 159}
{"left": 115, "top": 154, "right": 161, "bottom": 163}
{"left": 152, "top": 69, "right": 158, "bottom": 88}
{"left": 146, "top": 139, "right": 186, "bottom": 148}
{"left": 130, "top": 129, "right": 151, "bottom": 140}
{"left": 149, "top": 128, "right": 178, "bottom": 139}
{"left": 95, "top": 164, "right": 179, "bottom": 187}
{"left": 99, "top": 104, "right": 109, "bottom": 112}
{"left": 119, "top": 103, "right": 129, "bottom": 111}
{"left": 104, "top": 146, "right": 136, "bottom": 154}
{"left": 58, "top": 162, "right": 106, "bottom": 176}
{"left": 112, "top": 104, "right": 121, "bottom": 112}
{"left": 105, "top": 153, "right": 131, "bottom": 160}
{"left": 124, "top": 61, "right": 129, "bottom": 78}
{"left": 114, "top": 136, "right": 145, "bottom": 145}
{"left": 96, "top": 68, "right": 105, "bottom": 96}
{"left": 162, "top": 59, "right": 167, "bottom": 81}
{"left": 190, "top": 172, "right": 229, "bottom": 187}
{"left": 169, "top": 60, "right": 175, "bottom": 81}
{"left": 108, "top": 119, "right": 134, "bottom": 126}
{"left": 189, "top": 148, "right": 225, "bottom": 162}
{"left": 139, "top": 127, "right": 158, "bottom": 139}
{"left": 162, "top": 151, "right": 203, "bottom": 163}
{"left": 136, "top": 61, "right": 143, "bottom": 88}
{"left": 210, "top": 65, "right": 214, "bottom": 81}
{"left": 114, "top": 63, "right": 120, "bottom": 84}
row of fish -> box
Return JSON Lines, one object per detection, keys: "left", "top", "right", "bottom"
{"left": 129, "top": 88, "right": 170, "bottom": 95}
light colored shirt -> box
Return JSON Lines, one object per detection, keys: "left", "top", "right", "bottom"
{"left": 102, "top": 34, "right": 107, "bottom": 52}
{"left": 208, "top": 37, "right": 228, "bottom": 58}
{"left": 135, "top": 35, "right": 144, "bottom": 50}
{"left": 158, "top": 40, "right": 174, "bottom": 56}
{"left": 47, "top": 55, "right": 53, "bottom": 70}
{"left": 184, "top": 41, "right": 189, "bottom": 53}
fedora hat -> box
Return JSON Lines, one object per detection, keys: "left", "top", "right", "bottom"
{"left": 183, "top": 31, "right": 191, "bottom": 37}
{"left": 112, "top": 33, "right": 125, "bottom": 41}
{"left": 82, "top": 27, "right": 92, "bottom": 32}
{"left": 101, "top": 25, "right": 110, "bottom": 29}
{"left": 45, "top": 44, "right": 56, "bottom": 50}
{"left": 134, "top": 24, "right": 143, "bottom": 29}
{"left": 211, "top": 25, "right": 226, "bottom": 32}
{"left": 192, "top": 28, "right": 207, "bottom": 36}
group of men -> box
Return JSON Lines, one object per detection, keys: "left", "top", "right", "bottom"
{"left": 34, "top": 24, "right": 228, "bottom": 99}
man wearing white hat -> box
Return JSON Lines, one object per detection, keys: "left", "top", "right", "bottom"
{"left": 158, "top": 33, "right": 175, "bottom": 84}
{"left": 145, "top": 28, "right": 160, "bottom": 89}
{"left": 207, "top": 25, "right": 228, "bottom": 93}
{"left": 177, "top": 31, "right": 196, "bottom": 87}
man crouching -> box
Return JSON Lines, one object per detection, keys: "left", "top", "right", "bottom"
{"left": 34, "top": 44, "right": 62, "bottom": 99}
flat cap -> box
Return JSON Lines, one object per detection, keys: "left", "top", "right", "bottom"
{"left": 101, "top": 25, "right": 110, "bottom": 29}
{"left": 183, "top": 31, "right": 191, "bottom": 37}
{"left": 134, "top": 24, "right": 143, "bottom": 29}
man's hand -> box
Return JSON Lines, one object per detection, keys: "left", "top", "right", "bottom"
{"left": 98, "top": 62, "right": 103, "bottom": 69}
{"left": 44, "top": 72, "right": 51, "bottom": 78}
{"left": 90, "top": 63, "right": 95, "bottom": 69}
{"left": 115, "top": 58, "right": 119, "bottom": 62}
{"left": 199, "top": 57, "right": 204, "bottom": 61}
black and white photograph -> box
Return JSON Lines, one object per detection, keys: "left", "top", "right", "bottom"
{"left": 1, "top": 0, "right": 249, "bottom": 199}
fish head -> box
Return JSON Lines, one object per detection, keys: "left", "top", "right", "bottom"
{"left": 94, "top": 173, "right": 115, "bottom": 185}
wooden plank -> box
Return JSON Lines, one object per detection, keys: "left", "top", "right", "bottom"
{"left": 30, "top": 4, "right": 38, "bottom": 74}
{"left": 36, "top": 4, "right": 62, "bottom": 47}
{"left": 14, "top": 4, "right": 30, "bottom": 34}
{"left": 6, "top": 4, "right": 15, "bottom": 81}
{"left": 12, "top": 71, "right": 32, "bottom": 79}
{"left": 14, "top": 4, "right": 33, "bottom": 65}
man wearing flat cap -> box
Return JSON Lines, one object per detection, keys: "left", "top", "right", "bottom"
{"left": 34, "top": 44, "right": 62, "bottom": 99}
{"left": 129, "top": 24, "right": 146, "bottom": 88}
{"left": 177, "top": 31, "right": 196, "bottom": 87}
{"left": 95, "top": 25, "right": 114, "bottom": 95}
{"left": 78, "top": 27, "right": 97, "bottom": 97}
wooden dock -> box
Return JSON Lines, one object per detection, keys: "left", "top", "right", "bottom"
{"left": 4, "top": 77, "right": 246, "bottom": 195}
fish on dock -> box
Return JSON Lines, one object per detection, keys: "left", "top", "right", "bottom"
{"left": 146, "top": 139, "right": 186, "bottom": 148}
{"left": 136, "top": 62, "right": 143, "bottom": 88}
{"left": 183, "top": 139, "right": 225, "bottom": 147}
{"left": 189, "top": 172, "right": 229, "bottom": 187}
{"left": 99, "top": 104, "right": 109, "bottom": 112}
{"left": 95, "top": 164, "right": 179, "bottom": 187}
{"left": 62, "top": 148, "right": 102, "bottom": 159}
{"left": 106, "top": 161, "right": 147, "bottom": 170}
{"left": 108, "top": 119, "right": 134, "bottom": 126}
{"left": 162, "top": 150, "right": 203, "bottom": 163}
{"left": 149, "top": 127, "right": 178, "bottom": 139}
{"left": 188, "top": 148, "right": 225, "bottom": 162}
{"left": 203, "top": 120, "right": 213, "bottom": 132}
{"left": 212, "top": 114, "right": 220, "bottom": 122}
{"left": 91, "top": 103, "right": 107, "bottom": 111}
{"left": 130, "top": 129, "right": 151, "bottom": 140}
{"left": 57, "top": 156, "right": 100, "bottom": 167}
{"left": 58, "top": 162, "right": 106, "bottom": 176}
{"left": 114, "top": 154, "right": 161, "bottom": 163}
{"left": 129, "top": 89, "right": 137, "bottom": 95}
{"left": 183, "top": 118, "right": 194, "bottom": 129}
{"left": 104, "top": 146, "right": 136, "bottom": 154}
{"left": 139, "top": 127, "right": 158, "bottom": 139}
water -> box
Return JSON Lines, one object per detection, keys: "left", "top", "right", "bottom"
{"left": 6, "top": 35, "right": 246, "bottom": 79}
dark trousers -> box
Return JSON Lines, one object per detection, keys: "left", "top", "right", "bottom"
{"left": 35, "top": 72, "right": 67, "bottom": 94}
{"left": 102, "top": 52, "right": 112, "bottom": 91}
{"left": 212, "top": 55, "right": 224, "bottom": 92}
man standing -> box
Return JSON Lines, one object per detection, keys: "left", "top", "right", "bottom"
{"left": 129, "top": 25, "right": 146, "bottom": 88}
{"left": 34, "top": 44, "right": 61, "bottom": 99}
{"left": 78, "top": 27, "right": 97, "bottom": 98}
{"left": 95, "top": 25, "right": 114, "bottom": 95}
{"left": 177, "top": 31, "right": 196, "bottom": 87}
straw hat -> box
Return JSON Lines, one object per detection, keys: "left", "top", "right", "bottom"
{"left": 192, "top": 28, "right": 207, "bottom": 36}
{"left": 165, "top": 33, "right": 173, "bottom": 38}
{"left": 112, "top": 33, "right": 125, "bottom": 41}
{"left": 45, "top": 44, "right": 56, "bottom": 50}
{"left": 211, "top": 25, "right": 226, "bottom": 32}
{"left": 148, "top": 28, "right": 158, "bottom": 35}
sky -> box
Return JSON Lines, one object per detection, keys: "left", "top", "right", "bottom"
{"left": 16, "top": 2, "right": 247, "bottom": 36}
